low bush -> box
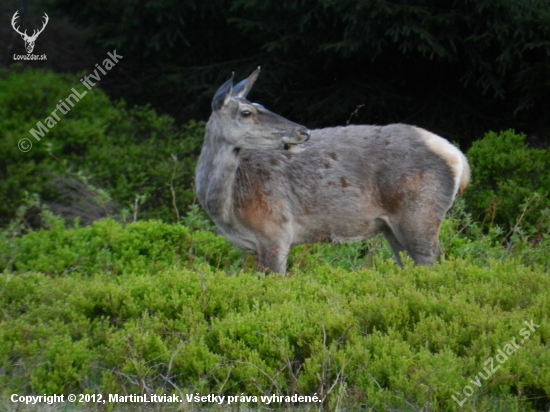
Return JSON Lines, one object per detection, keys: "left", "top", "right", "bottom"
{"left": 1, "top": 213, "right": 549, "bottom": 411}
{"left": 0, "top": 68, "right": 204, "bottom": 227}
{"left": 2, "top": 69, "right": 549, "bottom": 411}
{"left": 464, "top": 130, "right": 550, "bottom": 237}
{"left": 0, "top": 217, "right": 242, "bottom": 276}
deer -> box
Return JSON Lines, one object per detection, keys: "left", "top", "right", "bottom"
{"left": 195, "top": 68, "right": 470, "bottom": 274}
{"left": 11, "top": 11, "right": 49, "bottom": 54}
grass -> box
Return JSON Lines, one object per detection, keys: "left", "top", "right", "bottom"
{"left": 0, "top": 200, "right": 549, "bottom": 411}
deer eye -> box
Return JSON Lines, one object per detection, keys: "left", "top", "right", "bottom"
{"left": 240, "top": 110, "right": 252, "bottom": 118}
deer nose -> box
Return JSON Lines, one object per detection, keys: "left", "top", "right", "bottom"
{"left": 298, "top": 128, "right": 310, "bottom": 142}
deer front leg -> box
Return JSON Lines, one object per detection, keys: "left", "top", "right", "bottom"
{"left": 256, "top": 243, "right": 289, "bottom": 275}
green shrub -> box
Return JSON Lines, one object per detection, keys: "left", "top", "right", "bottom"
{"left": 0, "top": 68, "right": 204, "bottom": 226}
{"left": 1, "top": 260, "right": 549, "bottom": 410}
{"left": 0, "top": 218, "right": 242, "bottom": 276}
{"left": 464, "top": 130, "right": 550, "bottom": 236}
{"left": 1, "top": 219, "right": 549, "bottom": 410}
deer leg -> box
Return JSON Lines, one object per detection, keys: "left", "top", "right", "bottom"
{"left": 384, "top": 217, "right": 442, "bottom": 267}
{"left": 256, "top": 243, "right": 289, "bottom": 275}
{"left": 382, "top": 228, "right": 406, "bottom": 268}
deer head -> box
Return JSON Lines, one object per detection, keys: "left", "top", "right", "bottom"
{"left": 11, "top": 11, "right": 49, "bottom": 54}
{"left": 210, "top": 68, "right": 311, "bottom": 153}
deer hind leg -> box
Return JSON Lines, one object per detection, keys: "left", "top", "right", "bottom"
{"left": 382, "top": 228, "right": 406, "bottom": 268}
{"left": 383, "top": 214, "right": 443, "bottom": 267}
{"left": 256, "top": 243, "right": 289, "bottom": 275}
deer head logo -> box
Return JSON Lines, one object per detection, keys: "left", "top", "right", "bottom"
{"left": 11, "top": 11, "right": 49, "bottom": 54}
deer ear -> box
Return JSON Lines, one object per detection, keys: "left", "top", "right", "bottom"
{"left": 233, "top": 67, "right": 261, "bottom": 99}
{"left": 212, "top": 73, "right": 234, "bottom": 111}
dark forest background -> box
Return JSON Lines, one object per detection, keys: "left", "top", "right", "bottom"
{"left": 1, "top": 0, "right": 549, "bottom": 230}
{"left": 2, "top": 0, "right": 550, "bottom": 145}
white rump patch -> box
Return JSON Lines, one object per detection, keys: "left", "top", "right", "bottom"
{"left": 414, "top": 127, "right": 470, "bottom": 196}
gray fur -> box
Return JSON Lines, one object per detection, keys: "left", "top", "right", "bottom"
{"left": 196, "top": 69, "right": 469, "bottom": 274}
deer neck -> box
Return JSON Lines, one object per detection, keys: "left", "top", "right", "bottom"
{"left": 196, "top": 124, "right": 241, "bottom": 225}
